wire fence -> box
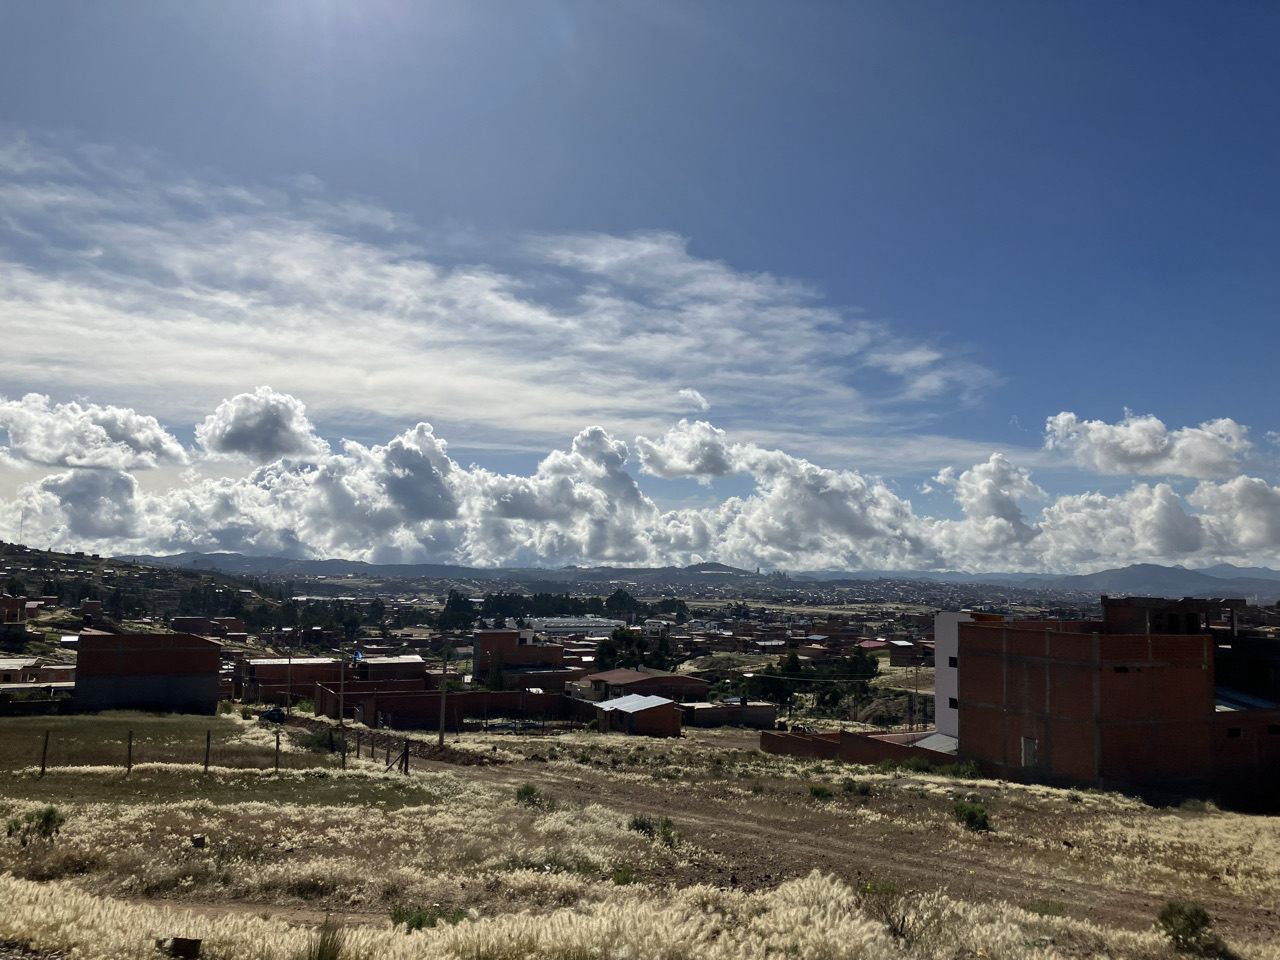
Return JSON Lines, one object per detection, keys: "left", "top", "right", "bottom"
{"left": 4, "top": 723, "right": 425, "bottom": 776}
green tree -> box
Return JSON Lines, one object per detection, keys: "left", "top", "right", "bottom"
{"left": 486, "top": 654, "right": 506, "bottom": 691}
{"left": 604, "top": 588, "right": 640, "bottom": 616}
{"left": 438, "top": 589, "right": 476, "bottom": 631}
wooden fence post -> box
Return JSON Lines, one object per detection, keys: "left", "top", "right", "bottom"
{"left": 356, "top": 732, "right": 362, "bottom": 759}
{"left": 40, "top": 730, "right": 49, "bottom": 777}
{"left": 274, "top": 730, "right": 280, "bottom": 773}
{"left": 341, "top": 735, "right": 347, "bottom": 771}
{"left": 126, "top": 730, "right": 133, "bottom": 773}
{"left": 402, "top": 738, "right": 410, "bottom": 775}
{"left": 204, "top": 730, "right": 211, "bottom": 773}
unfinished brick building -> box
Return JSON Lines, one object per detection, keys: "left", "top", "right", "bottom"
{"left": 75, "top": 632, "right": 221, "bottom": 714}
{"left": 956, "top": 596, "right": 1280, "bottom": 802}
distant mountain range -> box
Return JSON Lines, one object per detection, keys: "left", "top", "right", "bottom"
{"left": 114, "top": 551, "right": 1280, "bottom": 601}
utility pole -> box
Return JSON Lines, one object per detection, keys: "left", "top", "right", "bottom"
{"left": 438, "top": 645, "right": 451, "bottom": 747}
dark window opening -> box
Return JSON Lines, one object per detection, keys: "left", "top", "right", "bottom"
{"left": 1227, "top": 727, "right": 1242, "bottom": 739}
{"left": 948, "top": 697, "right": 958, "bottom": 709}
{"left": 1114, "top": 666, "right": 1129, "bottom": 674}
{"left": 948, "top": 656, "right": 958, "bottom": 668}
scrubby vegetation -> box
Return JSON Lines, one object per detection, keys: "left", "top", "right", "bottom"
{"left": 1, "top": 716, "right": 1278, "bottom": 959}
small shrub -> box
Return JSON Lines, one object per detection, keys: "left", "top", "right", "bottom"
{"left": 240, "top": 706, "right": 253, "bottom": 720}
{"left": 842, "top": 779, "right": 873, "bottom": 796}
{"left": 612, "top": 863, "right": 637, "bottom": 885}
{"left": 297, "top": 728, "right": 335, "bottom": 753}
{"left": 295, "top": 698, "right": 315, "bottom": 713}
{"left": 299, "top": 919, "right": 345, "bottom": 960}
{"left": 953, "top": 801, "right": 989, "bottom": 832}
{"left": 658, "top": 817, "right": 681, "bottom": 848}
{"left": 515, "top": 784, "right": 543, "bottom": 808}
{"left": 1157, "top": 900, "right": 1223, "bottom": 955}
{"left": 390, "top": 905, "right": 468, "bottom": 933}
{"left": 218, "top": 701, "right": 233, "bottom": 714}
{"left": 857, "top": 879, "right": 917, "bottom": 942}
{"left": 1067, "top": 792, "right": 1083, "bottom": 804}
{"left": 628, "top": 814, "right": 656, "bottom": 837}
{"left": 1028, "top": 899, "right": 1067, "bottom": 917}
{"left": 750, "top": 782, "right": 765, "bottom": 794}
{"left": 937, "top": 759, "right": 980, "bottom": 778}
{"left": 584, "top": 719, "right": 598, "bottom": 732}
{"left": 808, "top": 783, "right": 833, "bottom": 800}
{"left": 6, "top": 806, "right": 66, "bottom": 847}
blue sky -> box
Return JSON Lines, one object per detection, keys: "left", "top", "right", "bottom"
{"left": 1, "top": 1, "right": 1278, "bottom": 571}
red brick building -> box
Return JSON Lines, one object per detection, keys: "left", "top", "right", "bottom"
{"left": 75, "top": 632, "right": 221, "bottom": 714}
{"left": 235, "top": 656, "right": 346, "bottom": 704}
{"left": 595, "top": 694, "right": 682, "bottom": 737}
{"left": 472, "top": 629, "right": 565, "bottom": 672}
{"left": 583, "top": 668, "right": 709, "bottom": 702}
{"left": 957, "top": 597, "right": 1280, "bottom": 801}
{"left": 0, "top": 596, "right": 28, "bottom": 624}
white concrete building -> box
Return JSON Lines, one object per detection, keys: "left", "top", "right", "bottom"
{"left": 529, "top": 617, "right": 626, "bottom": 639}
{"left": 932, "top": 611, "right": 973, "bottom": 738}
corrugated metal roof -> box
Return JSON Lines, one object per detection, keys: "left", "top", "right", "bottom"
{"left": 597, "top": 694, "right": 672, "bottom": 714}
{"left": 911, "top": 732, "right": 958, "bottom": 754}
{"left": 1214, "top": 687, "right": 1280, "bottom": 712}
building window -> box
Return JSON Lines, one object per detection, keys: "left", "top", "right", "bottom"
{"left": 948, "top": 656, "right": 958, "bottom": 668}
{"left": 948, "top": 697, "right": 958, "bottom": 710}
{"left": 1021, "top": 736, "right": 1038, "bottom": 768}
{"left": 1227, "top": 727, "right": 1242, "bottom": 739}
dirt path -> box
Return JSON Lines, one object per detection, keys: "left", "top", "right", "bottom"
{"left": 452, "top": 757, "right": 1279, "bottom": 944}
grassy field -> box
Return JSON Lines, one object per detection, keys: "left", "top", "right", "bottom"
{"left": 1, "top": 714, "right": 1278, "bottom": 959}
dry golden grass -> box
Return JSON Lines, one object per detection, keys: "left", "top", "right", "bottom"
{"left": 7, "top": 868, "right": 1273, "bottom": 960}
{"left": 3, "top": 716, "right": 1280, "bottom": 958}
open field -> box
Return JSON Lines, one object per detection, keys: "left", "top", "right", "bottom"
{"left": 1, "top": 714, "right": 1279, "bottom": 958}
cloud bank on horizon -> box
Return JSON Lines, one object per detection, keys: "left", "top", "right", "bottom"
{"left": 1, "top": 132, "right": 1278, "bottom": 573}
{"left": 1, "top": 387, "right": 1278, "bottom": 574}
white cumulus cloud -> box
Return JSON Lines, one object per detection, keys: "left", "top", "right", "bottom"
{"left": 0, "top": 394, "right": 187, "bottom": 470}
{"left": 196, "top": 387, "right": 328, "bottom": 463}
{"left": 635, "top": 419, "right": 739, "bottom": 483}
{"left": 1045, "top": 411, "right": 1250, "bottom": 479}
